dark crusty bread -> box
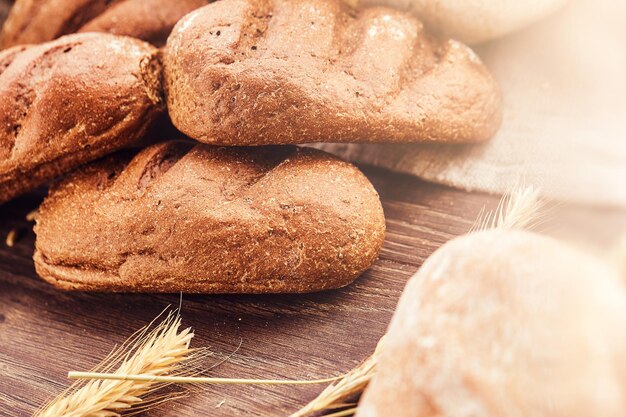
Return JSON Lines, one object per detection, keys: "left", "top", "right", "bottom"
{"left": 0, "top": 0, "right": 209, "bottom": 48}
{"left": 34, "top": 142, "right": 386, "bottom": 293}
{"left": 0, "top": 0, "right": 11, "bottom": 28}
{"left": 163, "top": 0, "right": 502, "bottom": 146}
{"left": 0, "top": 33, "right": 163, "bottom": 204}
{"left": 358, "top": 230, "right": 626, "bottom": 417}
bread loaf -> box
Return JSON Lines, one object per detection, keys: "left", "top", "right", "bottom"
{"left": 0, "top": 0, "right": 209, "bottom": 48}
{"left": 163, "top": 0, "right": 501, "bottom": 146}
{"left": 358, "top": 230, "right": 626, "bottom": 417}
{"left": 34, "top": 142, "right": 386, "bottom": 293}
{"left": 0, "top": 0, "right": 11, "bottom": 28}
{"left": 0, "top": 33, "right": 163, "bottom": 204}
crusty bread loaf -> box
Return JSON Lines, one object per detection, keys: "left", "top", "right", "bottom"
{"left": 358, "top": 230, "right": 626, "bottom": 417}
{"left": 0, "top": 0, "right": 11, "bottom": 28}
{"left": 33, "top": 142, "right": 386, "bottom": 293}
{"left": 0, "top": 33, "right": 163, "bottom": 204}
{"left": 163, "top": 0, "right": 501, "bottom": 146}
{"left": 0, "top": 0, "right": 209, "bottom": 48}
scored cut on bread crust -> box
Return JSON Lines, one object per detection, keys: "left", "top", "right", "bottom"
{"left": 163, "top": 0, "right": 502, "bottom": 145}
{"left": 34, "top": 142, "right": 386, "bottom": 293}
{"left": 0, "top": 0, "right": 210, "bottom": 48}
{"left": 0, "top": 32, "right": 164, "bottom": 204}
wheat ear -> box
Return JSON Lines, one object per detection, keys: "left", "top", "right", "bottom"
{"left": 288, "top": 337, "right": 385, "bottom": 417}
{"left": 473, "top": 186, "right": 543, "bottom": 232}
{"left": 35, "top": 313, "right": 196, "bottom": 417}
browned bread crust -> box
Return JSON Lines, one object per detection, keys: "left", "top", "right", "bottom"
{"left": 34, "top": 142, "right": 386, "bottom": 293}
{"left": 0, "top": 33, "right": 163, "bottom": 204}
{"left": 0, "top": 0, "right": 11, "bottom": 28}
{"left": 163, "top": 0, "right": 502, "bottom": 146}
{"left": 0, "top": 0, "right": 209, "bottom": 48}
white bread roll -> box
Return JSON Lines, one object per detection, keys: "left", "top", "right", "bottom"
{"left": 358, "top": 229, "right": 626, "bottom": 416}
{"left": 357, "top": 0, "right": 569, "bottom": 44}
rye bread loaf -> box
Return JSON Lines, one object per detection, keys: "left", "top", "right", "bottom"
{"left": 0, "top": 0, "right": 209, "bottom": 48}
{"left": 33, "top": 142, "right": 386, "bottom": 293}
{"left": 358, "top": 230, "right": 626, "bottom": 417}
{"left": 0, "top": 33, "right": 163, "bottom": 204}
{"left": 0, "top": 0, "right": 11, "bottom": 28}
{"left": 163, "top": 0, "right": 502, "bottom": 146}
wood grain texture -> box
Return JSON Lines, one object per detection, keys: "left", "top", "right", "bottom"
{"left": 0, "top": 168, "right": 499, "bottom": 417}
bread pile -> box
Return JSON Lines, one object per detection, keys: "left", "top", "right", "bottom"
{"left": 6, "top": 1, "right": 621, "bottom": 416}
{"left": 0, "top": 0, "right": 501, "bottom": 292}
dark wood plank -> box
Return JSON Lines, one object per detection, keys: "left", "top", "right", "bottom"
{"left": 0, "top": 169, "right": 501, "bottom": 417}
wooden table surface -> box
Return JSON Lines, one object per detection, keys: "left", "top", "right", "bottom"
{"left": 0, "top": 168, "right": 500, "bottom": 417}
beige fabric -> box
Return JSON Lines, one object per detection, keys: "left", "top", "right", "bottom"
{"left": 319, "top": 0, "right": 626, "bottom": 207}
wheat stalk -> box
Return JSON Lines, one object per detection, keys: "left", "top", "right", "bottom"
{"left": 35, "top": 313, "right": 196, "bottom": 417}
{"left": 40, "top": 311, "right": 344, "bottom": 417}
{"left": 323, "top": 409, "right": 359, "bottom": 417}
{"left": 68, "top": 372, "right": 341, "bottom": 386}
{"left": 288, "top": 337, "right": 385, "bottom": 417}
